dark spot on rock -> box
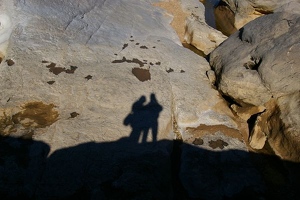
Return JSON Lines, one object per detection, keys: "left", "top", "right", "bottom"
{"left": 150, "top": 62, "right": 154, "bottom": 66}
{"left": 129, "top": 40, "right": 134, "bottom": 42}
{"left": 69, "top": 112, "right": 80, "bottom": 118}
{"left": 114, "top": 54, "right": 118, "bottom": 56}
{"left": 85, "top": 75, "right": 93, "bottom": 80}
{"left": 140, "top": 46, "right": 148, "bottom": 49}
{"left": 47, "top": 81, "right": 55, "bottom": 85}
{"left": 180, "top": 70, "right": 185, "bottom": 73}
{"left": 46, "top": 62, "right": 78, "bottom": 75}
{"left": 112, "top": 57, "right": 126, "bottom": 64}
{"left": 46, "top": 63, "right": 65, "bottom": 75}
{"left": 195, "top": 6, "right": 198, "bottom": 8}
{"left": 112, "top": 57, "right": 145, "bottom": 67}
{"left": 7, "top": 98, "right": 10, "bottom": 102}
{"left": 244, "top": 57, "right": 261, "bottom": 71}
{"left": 65, "top": 66, "right": 78, "bottom": 74}
{"left": 42, "top": 60, "right": 49, "bottom": 63}
{"left": 132, "top": 68, "right": 151, "bottom": 82}
{"left": 166, "top": 68, "right": 174, "bottom": 73}
{"left": 193, "top": 138, "right": 204, "bottom": 145}
{"left": 135, "top": 43, "right": 140, "bottom": 45}
{"left": 130, "top": 36, "right": 133, "bottom": 38}
{"left": 133, "top": 58, "right": 146, "bottom": 67}
{"left": 122, "top": 43, "right": 128, "bottom": 50}
{"left": 243, "top": 62, "right": 255, "bottom": 70}
{"left": 155, "top": 62, "right": 161, "bottom": 65}
{"left": 157, "top": 40, "right": 160, "bottom": 42}
{"left": 153, "top": 46, "right": 156, "bottom": 48}
{"left": 6, "top": 59, "right": 15, "bottom": 66}
{"left": 209, "top": 139, "right": 228, "bottom": 149}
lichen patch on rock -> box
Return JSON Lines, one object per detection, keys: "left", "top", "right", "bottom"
{"left": 0, "top": 102, "right": 59, "bottom": 138}
{"left": 12, "top": 102, "right": 59, "bottom": 128}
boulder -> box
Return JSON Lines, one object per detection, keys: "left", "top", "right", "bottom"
{"left": 214, "top": 0, "right": 238, "bottom": 36}
{"left": 210, "top": 3, "right": 300, "bottom": 161}
{"left": 221, "top": 0, "right": 300, "bottom": 29}
{"left": 180, "top": 0, "right": 228, "bottom": 55}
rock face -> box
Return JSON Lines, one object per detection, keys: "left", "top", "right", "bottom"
{"left": 182, "top": 0, "right": 228, "bottom": 55}
{"left": 1, "top": 0, "right": 299, "bottom": 199}
{"left": 220, "top": 0, "right": 300, "bottom": 30}
{"left": 210, "top": 3, "right": 300, "bottom": 161}
{"left": 214, "top": 0, "right": 238, "bottom": 36}
{"left": 0, "top": 0, "right": 242, "bottom": 199}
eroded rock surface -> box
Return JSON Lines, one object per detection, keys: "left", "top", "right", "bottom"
{"left": 210, "top": 3, "right": 300, "bottom": 161}
{"left": 1, "top": 0, "right": 299, "bottom": 199}
{"left": 182, "top": 0, "right": 228, "bottom": 55}
{"left": 219, "top": 0, "right": 300, "bottom": 30}
{"left": 0, "top": 0, "right": 241, "bottom": 199}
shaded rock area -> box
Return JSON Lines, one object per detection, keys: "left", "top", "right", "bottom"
{"left": 219, "top": 0, "right": 300, "bottom": 31}
{"left": 209, "top": 3, "right": 300, "bottom": 161}
{"left": 1, "top": 135, "right": 300, "bottom": 200}
{"left": 214, "top": 0, "right": 238, "bottom": 36}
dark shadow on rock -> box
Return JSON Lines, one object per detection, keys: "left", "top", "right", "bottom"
{"left": 124, "top": 93, "right": 163, "bottom": 143}
{"left": 203, "top": 0, "right": 220, "bottom": 28}
{"left": 0, "top": 136, "right": 50, "bottom": 200}
{"left": 1, "top": 135, "right": 300, "bottom": 200}
{"left": 1, "top": 95, "right": 300, "bottom": 199}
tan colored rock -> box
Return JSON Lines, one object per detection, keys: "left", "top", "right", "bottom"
{"left": 214, "top": 1, "right": 238, "bottom": 36}
{"left": 210, "top": 3, "right": 300, "bottom": 161}
{"left": 249, "top": 93, "right": 300, "bottom": 162}
{"left": 184, "top": 14, "right": 227, "bottom": 55}
{"left": 222, "top": 0, "right": 300, "bottom": 29}
{"left": 231, "top": 104, "right": 265, "bottom": 121}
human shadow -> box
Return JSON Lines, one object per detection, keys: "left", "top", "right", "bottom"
{"left": 0, "top": 136, "right": 300, "bottom": 200}
{"left": 1, "top": 95, "right": 300, "bottom": 199}
{"left": 1, "top": 135, "right": 300, "bottom": 200}
{"left": 124, "top": 93, "right": 163, "bottom": 143}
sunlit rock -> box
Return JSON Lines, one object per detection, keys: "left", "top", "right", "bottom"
{"left": 210, "top": 3, "right": 300, "bottom": 161}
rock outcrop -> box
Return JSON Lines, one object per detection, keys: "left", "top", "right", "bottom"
{"left": 181, "top": 0, "right": 228, "bottom": 55}
{"left": 210, "top": 2, "right": 300, "bottom": 161}
{"left": 0, "top": 0, "right": 241, "bottom": 198}
{"left": 1, "top": 0, "right": 299, "bottom": 199}
{"left": 218, "top": 0, "right": 300, "bottom": 31}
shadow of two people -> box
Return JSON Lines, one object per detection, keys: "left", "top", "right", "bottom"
{"left": 123, "top": 93, "right": 162, "bottom": 143}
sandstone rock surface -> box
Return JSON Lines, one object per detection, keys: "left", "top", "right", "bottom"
{"left": 182, "top": 0, "right": 228, "bottom": 55}
{"left": 221, "top": 0, "right": 300, "bottom": 30}
{"left": 210, "top": 3, "right": 300, "bottom": 161}
{"left": 0, "top": 0, "right": 241, "bottom": 198}
{"left": 1, "top": 0, "right": 299, "bottom": 199}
